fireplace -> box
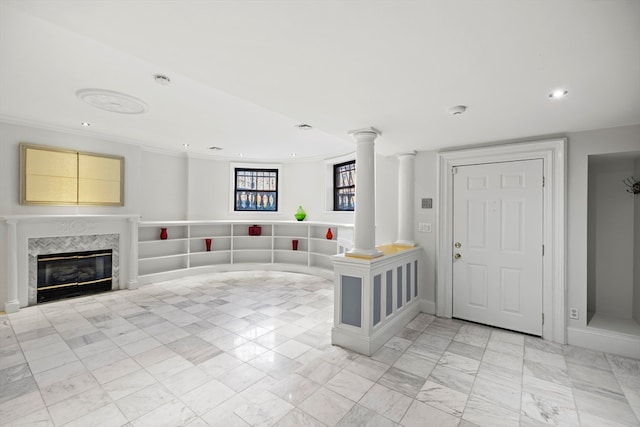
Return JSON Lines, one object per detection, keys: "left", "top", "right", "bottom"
{"left": 37, "top": 249, "right": 113, "bottom": 303}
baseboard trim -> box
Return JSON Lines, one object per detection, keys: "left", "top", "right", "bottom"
{"left": 4, "top": 300, "right": 20, "bottom": 313}
{"left": 420, "top": 300, "right": 436, "bottom": 315}
{"left": 567, "top": 326, "right": 640, "bottom": 359}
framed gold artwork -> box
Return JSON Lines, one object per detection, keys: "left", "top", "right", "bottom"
{"left": 20, "top": 143, "right": 124, "bottom": 206}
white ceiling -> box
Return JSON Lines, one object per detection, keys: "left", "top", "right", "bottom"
{"left": 1, "top": 0, "right": 639, "bottom": 161}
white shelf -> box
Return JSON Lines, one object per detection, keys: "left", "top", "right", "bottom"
{"left": 139, "top": 239, "right": 189, "bottom": 259}
{"left": 137, "top": 220, "right": 353, "bottom": 282}
{"left": 139, "top": 253, "right": 188, "bottom": 262}
{"left": 139, "top": 254, "right": 188, "bottom": 276}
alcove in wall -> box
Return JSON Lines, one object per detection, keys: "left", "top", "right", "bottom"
{"left": 587, "top": 152, "right": 640, "bottom": 335}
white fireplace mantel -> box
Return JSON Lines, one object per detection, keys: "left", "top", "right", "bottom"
{"left": 1, "top": 215, "right": 140, "bottom": 313}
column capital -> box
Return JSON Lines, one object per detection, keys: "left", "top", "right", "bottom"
{"left": 348, "top": 127, "right": 382, "bottom": 139}
{"left": 395, "top": 151, "right": 417, "bottom": 158}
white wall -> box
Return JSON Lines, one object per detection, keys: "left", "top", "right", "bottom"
{"left": 184, "top": 153, "right": 398, "bottom": 236}
{"left": 414, "top": 151, "right": 438, "bottom": 306}
{"left": 587, "top": 157, "right": 635, "bottom": 318}
{"left": 586, "top": 161, "right": 597, "bottom": 317}
{"left": 140, "top": 150, "right": 187, "bottom": 221}
{"left": 566, "top": 124, "right": 640, "bottom": 332}
{"left": 634, "top": 158, "right": 640, "bottom": 323}
{"left": 0, "top": 122, "right": 142, "bottom": 216}
{"left": 185, "top": 156, "right": 229, "bottom": 220}
{"left": 185, "top": 155, "right": 357, "bottom": 223}
{"left": 0, "top": 122, "right": 401, "bottom": 232}
{"left": 0, "top": 122, "right": 143, "bottom": 308}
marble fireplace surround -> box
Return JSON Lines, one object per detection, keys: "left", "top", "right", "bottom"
{"left": 28, "top": 234, "right": 120, "bottom": 306}
{"left": 1, "top": 215, "right": 139, "bottom": 312}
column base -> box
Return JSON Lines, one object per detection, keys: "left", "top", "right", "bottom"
{"left": 4, "top": 300, "right": 20, "bottom": 314}
{"left": 127, "top": 280, "right": 139, "bottom": 290}
{"left": 332, "top": 301, "right": 422, "bottom": 356}
{"left": 346, "top": 248, "right": 384, "bottom": 259}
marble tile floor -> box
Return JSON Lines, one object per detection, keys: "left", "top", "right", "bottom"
{"left": 1, "top": 271, "right": 639, "bottom": 427}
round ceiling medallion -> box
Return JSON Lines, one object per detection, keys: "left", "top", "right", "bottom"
{"left": 76, "top": 88, "right": 148, "bottom": 114}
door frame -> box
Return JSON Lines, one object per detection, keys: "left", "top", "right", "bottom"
{"left": 436, "top": 138, "right": 566, "bottom": 343}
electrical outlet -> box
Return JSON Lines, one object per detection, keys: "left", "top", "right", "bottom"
{"left": 569, "top": 308, "right": 579, "bottom": 320}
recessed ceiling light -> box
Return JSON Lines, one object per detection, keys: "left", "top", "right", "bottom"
{"left": 239, "top": 153, "right": 244, "bottom": 157}
{"left": 291, "top": 153, "right": 297, "bottom": 157}
{"left": 295, "top": 123, "right": 313, "bottom": 130}
{"left": 182, "top": 143, "right": 190, "bottom": 147}
{"left": 80, "top": 122, "right": 91, "bottom": 127}
{"left": 209, "top": 146, "right": 223, "bottom": 151}
{"left": 154, "top": 74, "right": 171, "bottom": 86}
{"left": 447, "top": 105, "right": 467, "bottom": 115}
{"left": 549, "top": 89, "right": 568, "bottom": 99}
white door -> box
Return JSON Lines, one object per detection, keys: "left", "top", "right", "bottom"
{"left": 452, "top": 159, "right": 543, "bottom": 336}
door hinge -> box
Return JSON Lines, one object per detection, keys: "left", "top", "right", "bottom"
{"left": 542, "top": 244, "right": 545, "bottom": 256}
{"left": 542, "top": 313, "right": 544, "bottom": 325}
{"left": 543, "top": 176, "right": 545, "bottom": 187}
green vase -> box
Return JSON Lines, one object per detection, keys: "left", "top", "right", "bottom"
{"left": 294, "top": 206, "right": 306, "bottom": 221}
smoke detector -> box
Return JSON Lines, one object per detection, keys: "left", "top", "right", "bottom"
{"left": 295, "top": 123, "right": 313, "bottom": 130}
{"left": 209, "top": 146, "right": 223, "bottom": 151}
{"left": 448, "top": 105, "right": 467, "bottom": 115}
{"left": 76, "top": 89, "right": 148, "bottom": 114}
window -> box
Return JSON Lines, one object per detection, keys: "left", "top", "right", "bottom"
{"left": 234, "top": 168, "right": 278, "bottom": 211}
{"left": 334, "top": 160, "right": 355, "bottom": 211}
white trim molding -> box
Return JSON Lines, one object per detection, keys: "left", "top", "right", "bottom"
{"left": 567, "top": 327, "right": 640, "bottom": 360}
{"left": 436, "top": 139, "right": 566, "bottom": 343}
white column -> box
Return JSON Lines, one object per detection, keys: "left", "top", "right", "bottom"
{"left": 347, "top": 127, "right": 383, "bottom": 258}
{"left": 127, "top": 217, "right": 139, "bottom": 290}
{"left": 5, "top": 219, "right": 21, "bottom": 313}
{"left": 396, "top": 151, "right": 417, "bottom": 246}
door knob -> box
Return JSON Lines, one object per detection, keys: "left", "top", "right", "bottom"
{"left": 454, "top": 242, "right": 462, "bottom": 248}
{"left": 454, "top": 253, "right": 461, "bottom": 259}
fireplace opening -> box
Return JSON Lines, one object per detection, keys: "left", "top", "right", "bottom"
{"left": 37, "top": 249, "right": 113, "bottom": 303}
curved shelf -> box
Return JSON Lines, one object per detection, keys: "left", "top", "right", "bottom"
{"left": 139, "top": 238, "right": 189, "bottom": 244}
{"left": 187, "top": 235, "right": 233, "bottom": 242}
{"left": 190, "top": 249, "right": 232, "bottom": 255}
{"left": 139, "top": 253, "right": 188, "bottom": 262}
{"left": 309, "top": 251, "right": 332, "bottom": 257}
{"left": 137, "top": 220, "right": 353, "bottom": 283}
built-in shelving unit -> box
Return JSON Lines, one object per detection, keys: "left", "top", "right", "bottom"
{"left": 137, "top": 220, "right": 354, "bottom": 284}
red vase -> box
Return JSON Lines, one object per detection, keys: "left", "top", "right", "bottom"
{"left": 292, "top": 239, "right": 299, "bottom": 250}
{"left": 325, "top": 228, "right": 333, "bottom": 240}
{"left": 160, "top": 227, "right": 168, "bottom": 240}
{"left": 205, "top": 238, "right": 212, "bottom": 251}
